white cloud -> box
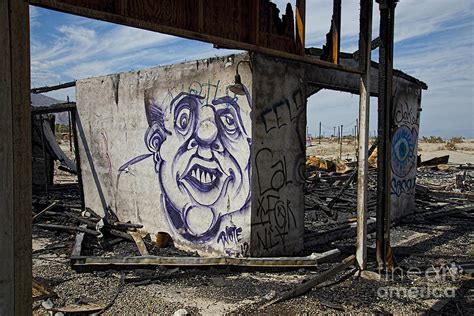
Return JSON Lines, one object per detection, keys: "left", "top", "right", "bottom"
{"left": 29, "top": 6, "right": 41, "bottom": 27}
{"left": 30, "top": 19, "right": 176, "bottom": 88}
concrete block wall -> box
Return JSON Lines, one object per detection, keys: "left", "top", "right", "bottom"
{"left": 77, "top": 54, "right": 253, "bottom": 256}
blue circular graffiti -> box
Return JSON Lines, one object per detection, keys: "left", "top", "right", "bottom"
{"left": 391, "top": 125, "right": 417, "bottom": 177}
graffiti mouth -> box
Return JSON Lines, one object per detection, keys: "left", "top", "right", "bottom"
{"left": 183, "top": 164, "right": 223, "bottom": 192}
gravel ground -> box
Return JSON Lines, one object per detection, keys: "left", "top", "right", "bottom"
{"left": 32, "top": 204, "right": 473, "bottom": 315}
{"left": 31, "top": 143, "right": 473, "bottom": 314}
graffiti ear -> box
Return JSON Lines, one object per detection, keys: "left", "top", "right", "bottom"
{"left": 144, "top": 124, "right": 166, "bottom": 165}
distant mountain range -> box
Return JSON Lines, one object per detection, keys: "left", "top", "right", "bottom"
{"left": 31, "top": 93, "right": 70, "bottom": 125}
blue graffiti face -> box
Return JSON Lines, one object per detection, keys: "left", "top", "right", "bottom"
{"left": 147, "top": 91, "right": 251, "bottom": 241}
{"left": 391, "top": 125, "right": 417, "bottom": 177}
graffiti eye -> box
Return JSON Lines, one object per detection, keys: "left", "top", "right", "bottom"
{"left": 219, "top": 112, "right": 238, "bottom": 134}
{"left": 175, "top": 107, "right": 191, "bottom": 134}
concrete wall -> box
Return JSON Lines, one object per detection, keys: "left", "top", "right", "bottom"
{"left": 76, "top": 51, "right": 423, "bottom": 257}
{"left": 303, "top": 56, "right": 424, "bottom": 222}
{"left": 76, "top": 54, "right": 252, "bottom": 256}
{"left": 250, "top": 54, "right": 306, "bottom": 256}
{"left": 32, "top": 115, "right": 54, "bottom": 188}
{"left": 390, "top": 81, "right": 422, "bottom": 220}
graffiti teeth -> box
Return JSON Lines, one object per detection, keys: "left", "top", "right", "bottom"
{"left": 184, "top": 163, "right": 223, "bottom": 192}
{"left": 199, "top": 170, "right": 204, "bottom": 183}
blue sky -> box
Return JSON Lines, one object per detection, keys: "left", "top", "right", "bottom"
{"left": 30, "top": 0, "right": 473, "bottom": 138}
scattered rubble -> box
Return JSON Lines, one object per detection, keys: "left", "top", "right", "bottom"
{"left": 31, "top": 151, "right": 473, "bottom": 314}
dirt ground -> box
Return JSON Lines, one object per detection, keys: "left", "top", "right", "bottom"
{"left": 307, "top": 137, "right": 474, "bottom": 165}
{"left": 31, "top": 138, "right": 473, "bottom": 315}
{"left": 31, "top": 206, "right": 474, "bottom": 315}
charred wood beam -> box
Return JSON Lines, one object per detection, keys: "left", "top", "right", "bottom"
{"left": 31, "top": 81, "right": 75, "bottom": 94}
{"left": 30, "top": 0, "right": 364, "bottom": 74}
{"left": 72, "top": 251, "right": 341, "bottom": 269}
{"left": 321, "top": 0, "right": 341, "bottom": 64}
{"left": 263, "top": 255, "right": 356, "bottom": 307}
{"left": 71, "top": 109, "right": 86, "bottom": 210}
{"left": 352, "top": 36, "right": 380, "bottom": 60}
{"left": 31, "top": 102, "right": 76, "bottom": 115}
{"left": 35, "top": 223, "right": 100, "bottom": 236}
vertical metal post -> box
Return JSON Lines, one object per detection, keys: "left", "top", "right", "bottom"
{"left": 339, "top": 124, "right": 343, "bottom": 159}
{"left": 376, "top": 0, "right": 397, "bottom": 268}
{"left": 319, "top": 121, "right": 322, "bottom": 144}
{"left": 356, "top": 0, "right": 373, "bottom": 270}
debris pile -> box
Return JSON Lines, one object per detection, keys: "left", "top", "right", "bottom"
{"left": 32, "top": 201, "right": 198, "bottom": 264}
{"left": 29, "top": 152, "right": 473, "bottom": 314}
{"left": 305, "top": 154, "right": 376, "bottom": 227}
{"left": 417, "top": 164, "right": 473, "bottom": 193}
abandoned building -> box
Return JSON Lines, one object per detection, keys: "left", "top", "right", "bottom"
{"left": 74, "top": 51, "right": 425, "bottom": 257}
{"left": 1, "top": 0, "right": 472, "bottom": 314}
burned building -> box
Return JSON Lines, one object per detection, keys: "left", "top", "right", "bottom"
{"left": 75, "top": 52, "right": 425, "bottom": 257}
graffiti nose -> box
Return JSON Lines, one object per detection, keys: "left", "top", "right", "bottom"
{"left": 196, "top": 119, "right": 218, "bottom": 145}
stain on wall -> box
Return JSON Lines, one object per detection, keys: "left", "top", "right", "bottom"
{"left": 390, "top": 82, "right": 422, "bottom": 219}
{"left": 77, "top": 54, "right": 252, "bottom": 256}
{"left": 250, "top": 54, "right": 306, "bottom": 256}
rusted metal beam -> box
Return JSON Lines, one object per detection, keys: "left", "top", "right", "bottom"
{"left": 376, "top": 0, "right": 398, "bottom": 268}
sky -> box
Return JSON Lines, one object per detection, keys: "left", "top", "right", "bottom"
{"left": 30, "top": 0, "right": 473, "bottom": 138}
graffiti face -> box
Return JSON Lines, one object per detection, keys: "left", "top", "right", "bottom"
{"left": 118, "top": 85, "right": 253, "bottom": 243}
{"left": 156, "top": 92, "right": 251, "bottom": 240}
